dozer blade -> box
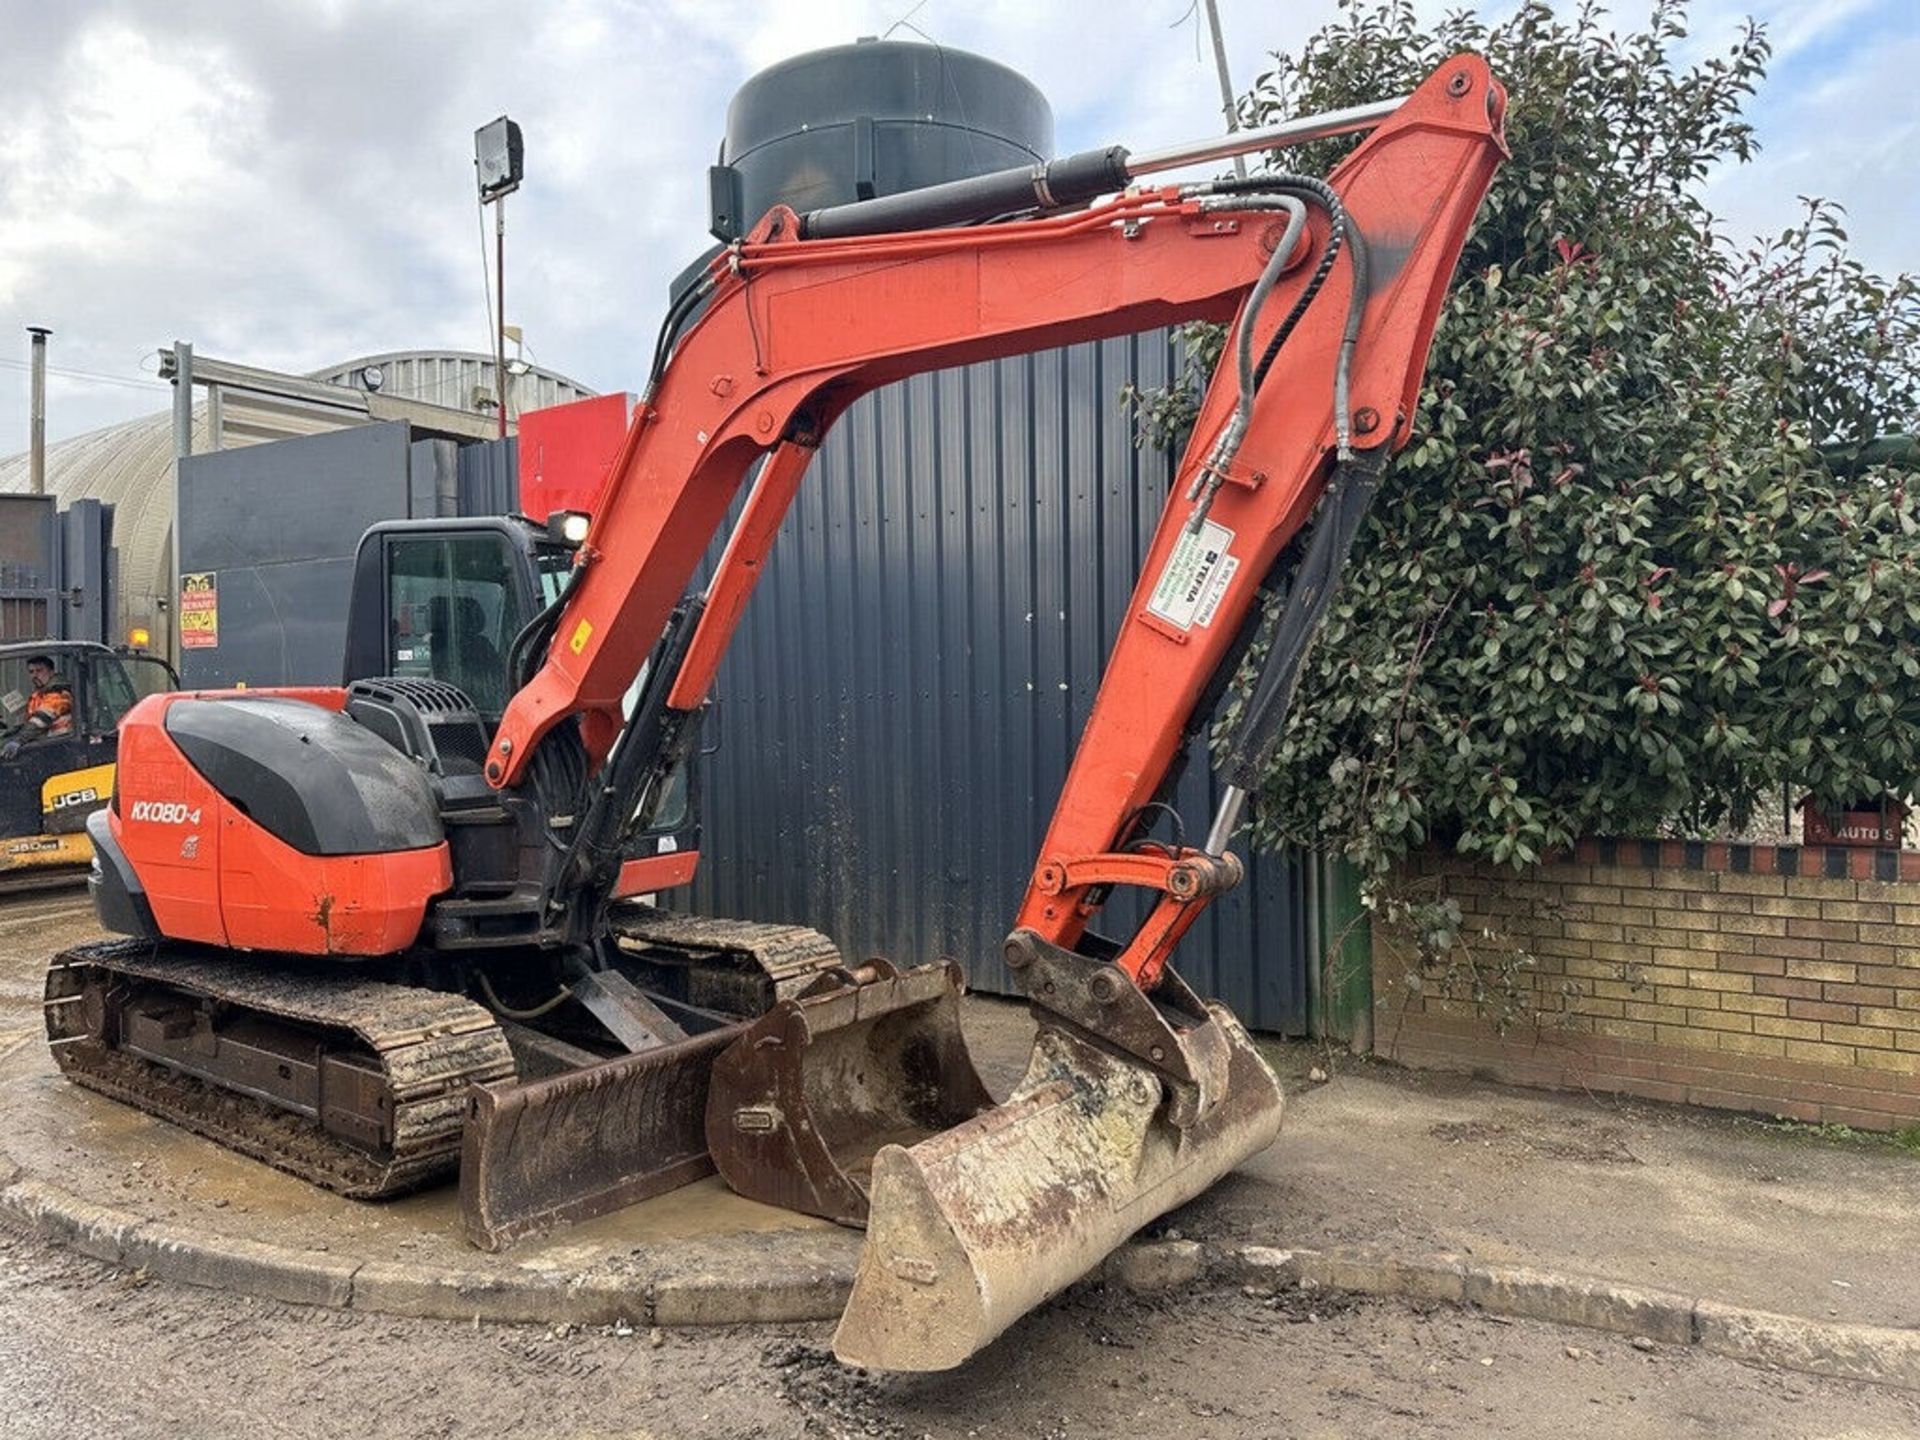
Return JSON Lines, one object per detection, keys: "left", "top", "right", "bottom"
{"left": 831, "top": 1004, "right": 1283, "bottom": 1371}
{"left": 706, "top": 959, "right": 996, "bottom": 1226}
{"left": 460, "top": 1025, "right": 740, "bottom": 1252}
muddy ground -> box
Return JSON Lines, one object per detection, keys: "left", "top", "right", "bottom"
{"left": 3, "top": 1216, "right": 1918, "bottom": 1440}
{"left": 4, "top": 888, "right": 1918, "bottom": 1435}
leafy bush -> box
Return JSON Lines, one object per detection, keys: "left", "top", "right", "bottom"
{"left": 1141, "top": 0, "right": 1920, "bottom": 872}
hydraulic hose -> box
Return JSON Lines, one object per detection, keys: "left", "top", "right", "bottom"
{"left": 477, "top": 971, "right": 574, "bottom": 1021}
{"left": 1203, "top": 172, "right": 1370, "bottom": 458}
{"left": 1183, "top": 195, "right": 1307, "bottom": 533}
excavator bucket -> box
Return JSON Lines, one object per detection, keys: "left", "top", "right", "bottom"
{"left": 705, "top": 939, "right": 1283, "bottom": 1371}
{"left": 831, "top": 951, "right": 1284, "bottom": 1371}
{"left": 706, "top": 960, "right": 996, "bottom": 1226}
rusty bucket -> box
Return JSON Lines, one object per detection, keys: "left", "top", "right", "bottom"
{"left": 831, "top": 1001, "right": 1284, "bottom": 1371}
{"left": 705, "top": 959, "right": 995, "bottom": 1226}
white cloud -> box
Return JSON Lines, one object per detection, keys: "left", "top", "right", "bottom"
{"left": 0, "top": 0, "right": 1907, "bottom": 458}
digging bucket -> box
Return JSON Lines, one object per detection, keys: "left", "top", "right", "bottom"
{"left": 706, "top": 959, "right": 996, "bottom": 1226}
{"left": 831, "top": 950, "right": 1284, "bottom": 1370}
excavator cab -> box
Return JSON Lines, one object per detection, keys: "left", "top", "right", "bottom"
{"left": 340, "top": 515, "right": 702, "bottom": 898}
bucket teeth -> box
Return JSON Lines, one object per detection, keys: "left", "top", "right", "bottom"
{"left": 832, "top": 1007, "right": 1283, "bottom": 1371}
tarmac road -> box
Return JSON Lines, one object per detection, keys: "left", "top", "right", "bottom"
{"left": 1, "top": 1214, "right": 1917, "bottom": 1440}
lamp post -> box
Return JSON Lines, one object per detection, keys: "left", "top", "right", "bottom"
{"left": 474, "top": 115, "right": 524, "bottom": 438}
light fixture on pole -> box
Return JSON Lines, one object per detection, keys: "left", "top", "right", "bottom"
{"left": 474, "top": 115, "right": 524, "bottom": 438}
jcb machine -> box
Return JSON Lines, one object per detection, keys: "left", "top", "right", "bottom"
{"left": 45, "top": 60, "right": 1504, "bottom": 1369}
{"left": 1, "top": 641, "right": 176, "bottom": 893}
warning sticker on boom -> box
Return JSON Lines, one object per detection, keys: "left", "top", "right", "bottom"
{"left": 1145, "top": 519, "right": 1239, "bottom": 631}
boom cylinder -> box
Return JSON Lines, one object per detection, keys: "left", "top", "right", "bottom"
{"left": 801, "top": 94, "right": 1405, "bottom": 241}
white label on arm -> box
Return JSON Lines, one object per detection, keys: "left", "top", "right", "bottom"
{"left": 1145, "top": 520, "right": 1239, "bottom": 631}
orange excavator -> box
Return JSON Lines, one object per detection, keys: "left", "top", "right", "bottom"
{"left": 44, "top": 58, "right": 1504, "bottom": 1369}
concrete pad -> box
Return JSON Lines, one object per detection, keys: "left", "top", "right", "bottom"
{"left": 0, "top": 1025, "right": 863, "bottom": 1324}
{"left": 4, "top": 899, "right": 1913, "bottom": 1392}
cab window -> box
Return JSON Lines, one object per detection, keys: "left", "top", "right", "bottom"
{"left": 534, "top": 544, "right": 576, "bottom": 609}
{"left": 120, "top": 655, "right": 178, "bottom": 706}
{"left": 385, "top": 534, "right": 519, "bottom": 716}
{"left": 0, "top": 653, "right": 77, "bottom": 744}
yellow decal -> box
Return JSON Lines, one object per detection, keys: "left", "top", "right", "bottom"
{"left": 568, "top": 619, "right": 594, "bottom": 655}
{"left": 42, "top": 764, "right": 115, "bottom": 816}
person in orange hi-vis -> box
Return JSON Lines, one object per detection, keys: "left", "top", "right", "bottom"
{"left": 1, "top": 655, "right": 74, "bottom": 761}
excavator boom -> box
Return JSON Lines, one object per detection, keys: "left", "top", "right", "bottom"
{"left": 490, "top": 55, "right": 1506, "bottom": 1367}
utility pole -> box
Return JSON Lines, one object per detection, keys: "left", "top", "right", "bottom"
{"left": 1200, "top": 0, "right": 1248, "bottom": 181}
{"left": 494, "top": 193, "right": 507, "bottom": 437}
{"left": 26, "top": 326, "right": 50, "bottom": 494}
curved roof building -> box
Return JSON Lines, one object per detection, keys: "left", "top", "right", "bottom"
{"left": 0, "top": 349, "right": 592, "bottom": 644}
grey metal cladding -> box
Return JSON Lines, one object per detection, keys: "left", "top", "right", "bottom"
{"left": 689, "top": 331, "right": 1307, "bottom": 1033}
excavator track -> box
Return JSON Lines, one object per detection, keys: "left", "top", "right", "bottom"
{"left": 43, "top": 939, "right": 516, "bottom": 1199}
{"left": 607, "top": 903, "right": 845, "bottom": 1011}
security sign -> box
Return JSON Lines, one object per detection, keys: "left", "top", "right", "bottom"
{"left": 180, "top": 572, "right": 219, "bottom": 649}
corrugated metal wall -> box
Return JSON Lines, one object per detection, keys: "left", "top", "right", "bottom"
{"left": 689, "top": 332, "right": 1310, "bottom": 1034}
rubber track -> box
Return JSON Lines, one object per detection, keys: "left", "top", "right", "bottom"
{"left": 44, "top": 939, "right": 515, "bottom": 1199}
{"left": 608, "top": 904, "right": 843, "bottom": 998}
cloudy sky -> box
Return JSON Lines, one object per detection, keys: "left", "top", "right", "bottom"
{"left": 0, "top": 0, "right": 1912, "bottom": 457}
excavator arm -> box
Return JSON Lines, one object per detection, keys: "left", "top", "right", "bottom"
{"left": 504, "top": 55, "right": 1507, "bottom": 1368}
{"left": 495, "top": 56, "right": 1503, "bottom": 979}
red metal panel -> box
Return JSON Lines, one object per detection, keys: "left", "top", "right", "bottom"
{"left": 517, "top": 393, "right": 635, "bottom": 520}
{"left": 611, "top": 850, "right": 700, "bottom": 898}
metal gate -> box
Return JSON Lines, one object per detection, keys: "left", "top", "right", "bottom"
{"left": 689, "top": 332, "right": 1311, "bottom": 1033}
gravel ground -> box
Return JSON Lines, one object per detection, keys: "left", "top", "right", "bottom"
{"left": 2, "top": 1217, "right": 1917, "bottom": 1440}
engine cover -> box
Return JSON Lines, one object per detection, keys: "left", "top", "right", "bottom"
{"left": 106, "top": 690, "right": 452, "bottom": 956}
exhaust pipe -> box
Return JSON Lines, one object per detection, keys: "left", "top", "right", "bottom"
{"left": 27, "top": 326, "right": 49, "bottom": 495}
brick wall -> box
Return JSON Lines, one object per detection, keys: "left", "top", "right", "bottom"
{"left": 1371, "top": 842, "right": 1920, "bottom": 1131}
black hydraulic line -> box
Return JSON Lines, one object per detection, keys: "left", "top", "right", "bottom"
{"left": 1252, "top": 218, "right": 1342, "bottom": 390}
{"left": 801, "top": 145, "right": 1132, "bottom": 240}
{"left": 547, "top": 596, "right": 707, "bottom": 930}
{"left": 506, "top": 579, "right": 572, "bottom": 693}
{"left": 1218, "top": 446, "right": 1387, "bottom": 793}
{"left": 647, "top": 272, "right": 718, "bottom": 399}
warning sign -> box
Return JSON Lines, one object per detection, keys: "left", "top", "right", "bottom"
{"left": 1146, "top": 520, "right": 1239, "bottom": 631}
{"left": 179, "top": 572, "right": 219, "bottom": 650}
